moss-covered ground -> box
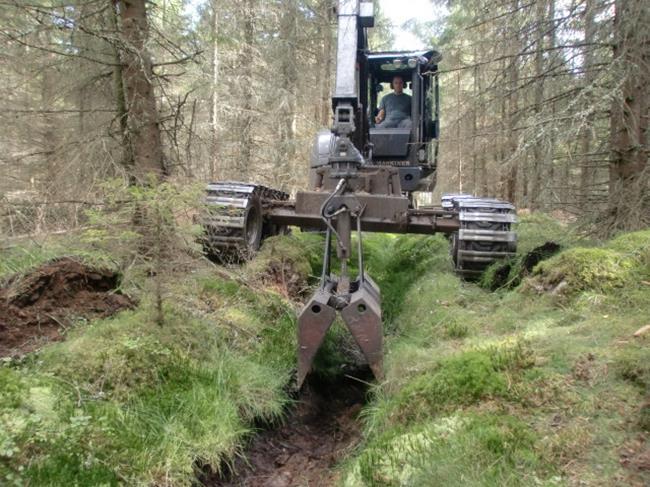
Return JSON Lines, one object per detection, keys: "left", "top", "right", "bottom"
{"left": 339, "top": 219, "right": 650, "bottom": 486}
{"left": 1, "top": 216, "right": 648, "bottom": 486}
{"left": 0, "top": 230, "right": 300, "bottom": 485}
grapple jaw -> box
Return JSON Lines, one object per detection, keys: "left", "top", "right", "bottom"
{"left": 297, "top": 277, "right": 383, "bottom": 389}
{"left": 297, "top": 290, "right": 337, "bottom": 389}
{"left": 340, "top": 277, "right": 383, "bottom": 380}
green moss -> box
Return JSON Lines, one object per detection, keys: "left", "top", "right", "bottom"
{"left": 516, "top": 213, "right": 582, "bottom": 254}
{"left": 343, "top": 414, "right": 551, "bottom": 487}
{"left": 480, "top": 213, "right": 587, "bottom": 290}
{"left": 606, "top": 229, "right": 650, "bottom": 255}
{"left": 349, "top": 227, "right": 649, "bottom": 486}
{"left": 372, "top": 348, "right": 531, "bottom": 428}
{"left": 606, "top": 229, "right": 650, "bottom": 279}
{"left": 530, "top": 247, "right": 635, "bottom": 295}
{"left": 1, "top": 265, "right": 297, "bottom": 486}
{"left": 613, "top": 345, "right": 650, "bottom": 391}
{"left": 403, "top": 351, "right": 508, "bottom": 403}
{"left": 524, "top": 229, "right": 650, "bottom": 297}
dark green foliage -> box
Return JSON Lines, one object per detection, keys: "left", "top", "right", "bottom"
{"left": 24, "top": 454, "right": 119, "bottom": 487}
{"left": 397, "top": 352, "right": 508, "bottom": 416}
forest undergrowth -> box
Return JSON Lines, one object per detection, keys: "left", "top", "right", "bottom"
{"left": 0, "top": 212, "right": 648, "bottom": 486}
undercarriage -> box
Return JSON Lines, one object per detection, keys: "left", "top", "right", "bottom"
{"left": 201, "top": 175, "right": 516, "bottom": 388}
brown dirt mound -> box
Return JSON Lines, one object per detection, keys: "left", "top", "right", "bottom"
{"left": 202, "top": 371, "right": 369, "bottom": 487}
{"left": 0, "top": 257, "right": 134, "bottom": 357}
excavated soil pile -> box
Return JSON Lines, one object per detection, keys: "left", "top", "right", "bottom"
{"left": 0, "top": 257, "right": 134, "bottom": 356}
{"left": 205, "top": 372, "right": 369, "bottom": 487}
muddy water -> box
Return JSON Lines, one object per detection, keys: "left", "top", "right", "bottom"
{"left": 206, "top": 371, "right": 370, "bottom": 487}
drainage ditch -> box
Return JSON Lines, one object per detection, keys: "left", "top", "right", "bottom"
{"left": 204, "top": 369, "right": 371, "bottom": 487}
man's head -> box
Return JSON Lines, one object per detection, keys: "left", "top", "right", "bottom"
{"left": 391, "top": 76, "right": 405, "bottom": 94}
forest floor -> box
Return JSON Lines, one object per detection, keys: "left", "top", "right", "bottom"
{"left": 206, "top": 372, "right": 370, "bottom": 487}
{"left": 0, "top": 214, "right": 648, "bottom": 486}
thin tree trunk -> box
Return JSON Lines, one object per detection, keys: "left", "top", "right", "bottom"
{"left": 504, "top": 0, "right": 521, "bottom": 204}
{"left": 320, "top": 0, "right": 333, "bottom": 127}
{"left": 109, "top": 1, "right": 133, "bottom": 171}
{"left": 578, "top": 0, "right": 597, "bottom": 211}
{"left": 457, "top": 71, "right": 463, "bottom": 192}
{"left": 238, "top": 0, "right": 255, "bottom": 180}
{"left": 545, "top": 0, "right": 557, "bottom": 205}
{"left": 279, "top": 0, "right": 298, "bottom": 162}
{"left": 209, "top": 0, "right": 219, "bottom": 180}
{"left": 471, "top": 60, "right": 478, "bottom": 194}
{"left": 531, "top": 0, "right": 547, "bottom": 210}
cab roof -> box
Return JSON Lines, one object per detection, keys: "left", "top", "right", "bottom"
{"left": 367, "top": 49, "right": 442, "bottom": 64}
{"left": 367, "top": 49, "right": 442, "bottom": 82}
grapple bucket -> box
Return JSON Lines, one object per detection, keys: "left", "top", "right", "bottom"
{"left": 297, "top": 277, "right": 383, "bottom": 389}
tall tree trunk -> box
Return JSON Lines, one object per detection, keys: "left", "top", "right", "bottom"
{"left": 40, "top": 45, "right": 57, "bottom": 198}
{"left": 109, "top": 1, "right": 133, "bottom": 171}
{"left": 545, "top": 0, "right": 557, "bottom": 204}
{"left": 471, "top": 59, "right": 479, "bottom": 194}
{"left": 531, "top": 0, "right": 547, "bottom": 210}
{"left": 503, "top": 0, "right": 521, "bottom": 204}
{"left": 457, "top": 71, "right": 463, "bottom": 192}
{"left": 579, "top": 0, "right": 597, "bottom": 210}
{"left": 320, "top": 0, "right": 333, "bottom": 127}
{"left": 116, "top": 0, "right": 165, "bottom": 182}
{"left": 278, "top": 0, "right": 298, "bottom": 188}
{"left": 209, "top": 0, "right": 219, "bottom": 180}
{"left": 608, "top": 0, "right": 649, "bottom": 229}
{"left": 235, "top": 0, "right": 256, "bottom": 180}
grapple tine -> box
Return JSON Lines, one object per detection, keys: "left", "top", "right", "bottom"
{"left": 340, "top": 277, "right": 383, "bottom": 382}
{"left": 297, "top": 290, "right": 336, "bottom": 389}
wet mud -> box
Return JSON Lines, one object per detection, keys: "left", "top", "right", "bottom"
{"left": 204, "top": 371, "right": 371, "bottom": 487}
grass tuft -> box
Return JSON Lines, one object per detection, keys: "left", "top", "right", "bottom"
{"left": 343, "top": 413, "right": 552, "bottom": 487}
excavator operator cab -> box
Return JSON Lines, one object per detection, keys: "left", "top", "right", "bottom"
{"left": 367, "top": 50, "right": 441, "bottom": 190}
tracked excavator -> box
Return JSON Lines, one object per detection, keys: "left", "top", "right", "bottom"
{"left": 201, "top": 0, "right": 517, "bottom": 388}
